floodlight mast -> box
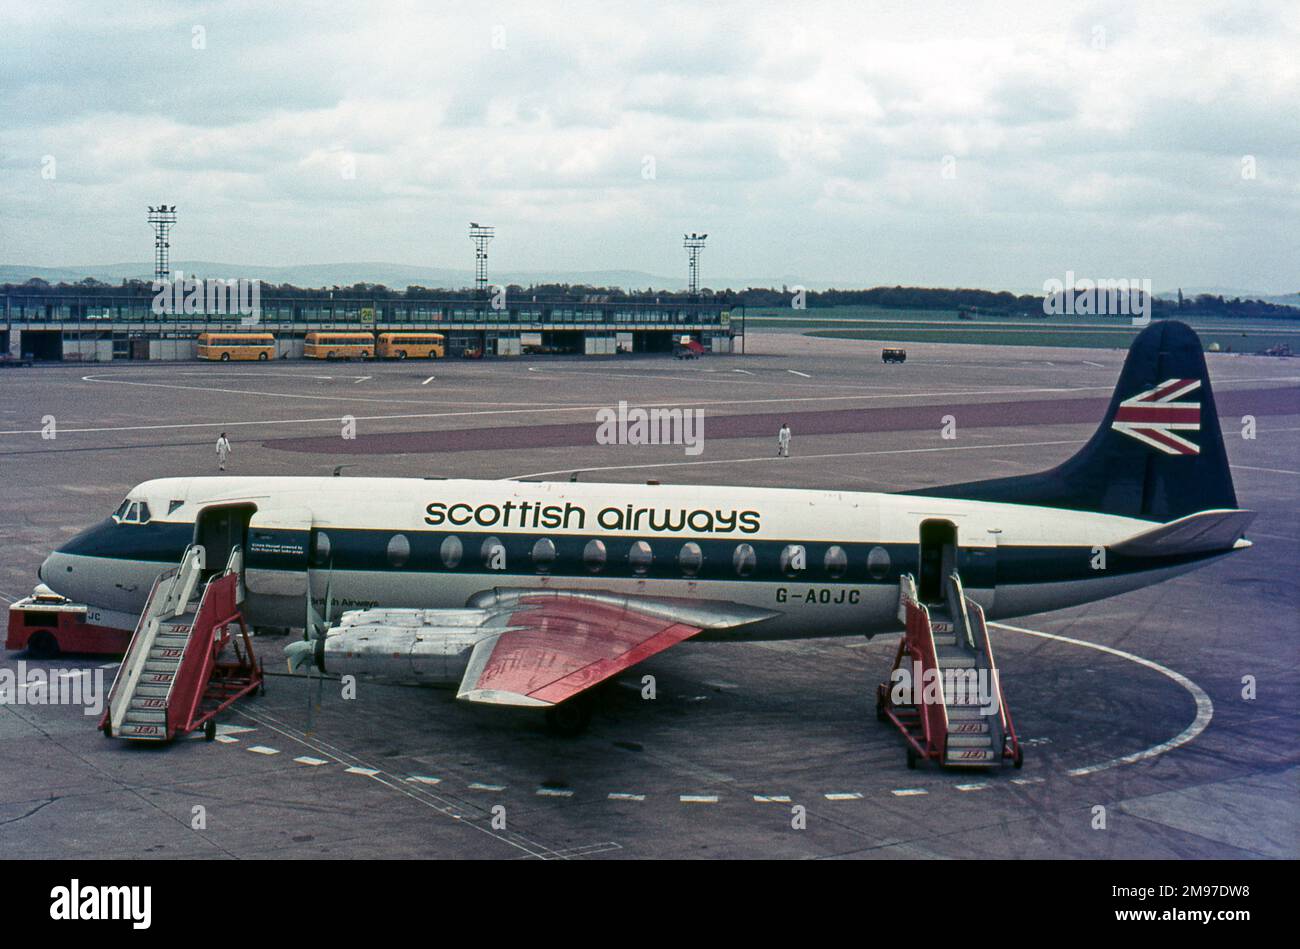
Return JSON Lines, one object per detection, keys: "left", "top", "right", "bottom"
{"left": 683, "top": 232, "right": 707, "bottom": 296}
{"left": 469, "top": 223, "right": 495, "bottom": 294}
{"left": 147, "top": 204, "right": 178, "bottom": 283}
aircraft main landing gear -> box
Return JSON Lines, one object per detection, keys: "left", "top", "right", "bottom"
{"left": 545, "top": 696, "right": 593, "bottom": 736}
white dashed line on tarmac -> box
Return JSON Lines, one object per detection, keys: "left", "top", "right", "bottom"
{"left": 248, "top": 745, "right": 280, "bottom": 755}
{"left": 294, "top": 756, "right": 328, "bottom": 766}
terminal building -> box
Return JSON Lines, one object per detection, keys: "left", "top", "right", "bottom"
{"left": 1, "top": 290, "right": 742, "bottom": 361}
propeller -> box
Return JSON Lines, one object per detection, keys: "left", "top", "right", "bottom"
{"left": 286, "top": 565, "right": 334, "bottom": 733}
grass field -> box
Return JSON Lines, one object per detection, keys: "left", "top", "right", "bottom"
{"left": 741, "top": 305, "right": 1300, "bottom": 351}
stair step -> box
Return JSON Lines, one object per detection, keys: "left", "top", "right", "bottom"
{"left": 129, "top": 696, "right": 167, "bottom": 710}
{"left": 948, "top": 720, "right": 990, "bottom": 734}
{"left": 936, "top": 654, "right": 976, "bottom": 669}
{"left": 945, "top": 706, "right": 985, "bottom": 720}
{"left": 124, "top": 709, "right": 166, "bottom": 724}
{"left": 116, "top": 722, "right": 168, "bottom": 740}
{"left": 133, "top": 683, "right": 172, "bottom": 697}
{"left": 154, "top": 634, "right": 190, "bottom": 646}
{"left": 947, "top": 734, "right": 994, "bottom": 748}
{"left": 144, "top": 659, "right": 180, "bottom": 672}
{"left": 931, "top": 634, "right": 957, "bottom": 647}
{"left": 149, "top": 646, "right": 186, "bottom": 660}
{"left": 945, "top": 748, "right": 998, "bottom": 765}
{"left": 140, "top": 671, "right": 175, "bottom": 685}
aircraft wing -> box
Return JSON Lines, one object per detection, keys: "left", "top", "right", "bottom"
{"left": 457, "top": 589, "right": 776, "bottom": 707}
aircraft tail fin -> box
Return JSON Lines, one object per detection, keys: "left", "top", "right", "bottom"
{"left": 905, "top": 319, "right": 1239, "bottom": 522}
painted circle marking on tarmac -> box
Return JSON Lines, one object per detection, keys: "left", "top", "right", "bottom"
{"left": 991, "top": 622, "right": 1214, "bottom": 776}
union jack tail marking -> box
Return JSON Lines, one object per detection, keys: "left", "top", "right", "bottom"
{"left": 1111, "top": 378, "right": 1201, "bottom": 455}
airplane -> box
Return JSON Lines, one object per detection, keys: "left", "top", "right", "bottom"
{"left": 37, "top": 320, "right": 1253, "bottom": 732}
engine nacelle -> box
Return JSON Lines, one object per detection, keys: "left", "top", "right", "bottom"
{"left": 316, "top": 608, "right": 493, "bottom": 684}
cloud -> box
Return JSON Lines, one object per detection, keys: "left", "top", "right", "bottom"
{"left": 0, "top": 0, "right": 1296, "bottom": 291}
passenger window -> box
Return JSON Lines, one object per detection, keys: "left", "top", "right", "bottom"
{"left": 867, "top": 545, "right": 892, "bottom": 580}
{"left": 733, "top": 543, "right": 756, "bottom": 577}
{"left": 678, "top": 542, "right": 703, "bottom": 577}
{"left": 440, "top": 535, "right": 463, "bottom": 568}
{"left": 312, "top": 531, "right": 332, "bottom": 565}
{"left": 387, "top": 533, "right": 411, "bottom": 568}
{"left": 628, "top": 540, "right": 653, "bottom": 575}
{"left": 531, "top": 538, "right": 556, "bottom": 572}
{"left": 780, "top": 544, "right": 806, "bottom": 577}
{"left": 824, "top": 545, "right": 848, "bottom": 579}
{"left": 482, "top": 536, "right": 506, "bottom": 570}
{"left": 583, "top": 539, "right": 606, "bottom": 573}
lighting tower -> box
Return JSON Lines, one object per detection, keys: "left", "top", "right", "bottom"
{"left": 683, "top": 232, "right": 707, "bottom": 296}
{"left": 147, "top": 204, "right": 178, "bottom": 283}
{"left": 469, "top": 222, "right": 495, "bottom": 293}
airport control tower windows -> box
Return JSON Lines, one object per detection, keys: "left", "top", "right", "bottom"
{"left": 628, "top": 540, "right": 653, "bottom": 575}
{"left": 387, "top": 533, "right": 410, "bottom": 568}
{"left": 584, "top": 539, "right": 606, "bottom": 573}
{"left": 440, "top": 535, "right": 463, "bottom": 569}
{"left": 532, "top": 538, "right": 557, "bottom": 572}
{"left": 678, "top": 542, "right": 703, "bottom": 577}
{"left": 733, "top": 543, "right": 756, "bottom": 577}
{"left": 780, "top": 544, "right": 806, "bottom": 578}
{"left": 824, "top": 545, "right": 848, "bottom": 579}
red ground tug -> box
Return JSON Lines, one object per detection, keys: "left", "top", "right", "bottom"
{"left": 6, "top": 586, "right": 133, "bottom": 657}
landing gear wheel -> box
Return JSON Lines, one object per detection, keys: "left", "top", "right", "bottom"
{"left": 26, "top": 630, "right": 60, "bottom": 658}
{"left": 1013, "top": 744, "right": 1024, "bottom": 769}
{"left": 906, "top": 746, "right": 918, "bottom": 769}
{"left": 545, "top": 698, "right": 592, "bottom": 736}
{"left": 204, "top": 719, "right": 216, "bottom": 742}
{"left": 102, "top": 721, "right": 113, "bottom": 739}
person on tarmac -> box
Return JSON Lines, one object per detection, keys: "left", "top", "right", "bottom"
{"left": 216, "top": 432, "right": 232, "bottom": 471}
{"left": 777, "top": 422, "right": 791, "bottom": 458}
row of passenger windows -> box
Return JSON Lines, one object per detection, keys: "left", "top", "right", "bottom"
{"left": 312, "top": 531, "right": 893, "bottom": 579}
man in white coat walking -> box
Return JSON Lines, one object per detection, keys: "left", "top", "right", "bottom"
{"left": 777, "top": 422, "right": 791, "bottom": 458}
{"left": 216, "top": 432, "right": 232, "bottom": 471}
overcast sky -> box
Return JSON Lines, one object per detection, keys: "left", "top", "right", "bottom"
{"left": 1, "top": 0, "right": 1296, "bottom": 291}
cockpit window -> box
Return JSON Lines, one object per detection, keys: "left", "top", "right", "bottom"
{"left": 114, "top": 500, "right": 151, "bottom": 524}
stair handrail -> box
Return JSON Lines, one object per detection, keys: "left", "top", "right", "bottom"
{"left": 946, "top": 571, "right": 977, "bottom": 651}
{"left": 105, "top": 544, "right": 204, "bottom": 732}
{"left": 969, "top": 599, "right": 1018, "bottom": 754}
{"left": 897, "top": 574, "right": 919, "bottom": 624}
{"left": 164, "top": 572, "right": 238, "bottom": 736}
{"left": 904, "top": 595, "right": 949, "bottom": 757}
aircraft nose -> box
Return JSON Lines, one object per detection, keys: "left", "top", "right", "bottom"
{"left": 40, "top": 551, "right": 75, "bottom": 595}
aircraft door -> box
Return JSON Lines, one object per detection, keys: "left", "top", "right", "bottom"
{"left": 918, "top": 519, "right": 957, "bottom": 603}
{"left": 244, "top": 507, "right": 314, "bottom": 597}
{"left": 194, "top": 504, "right": 256, "bottom": 579}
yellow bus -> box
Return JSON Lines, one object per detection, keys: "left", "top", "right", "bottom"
{"left": 376, "top": 332, "right": 445, "bottom": 359}
{"left": 303, "top": 331, "right": 374, "bottom": 360}
{"left": 197, "top": 332, "right": 276, "bottom": 361}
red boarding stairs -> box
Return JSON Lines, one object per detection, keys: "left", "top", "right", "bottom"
{"left": 876, "top": 573, "right": 1022, "bottom": 769}
{"left": 100, "top": 545, "right": 263, "bottom": 743}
